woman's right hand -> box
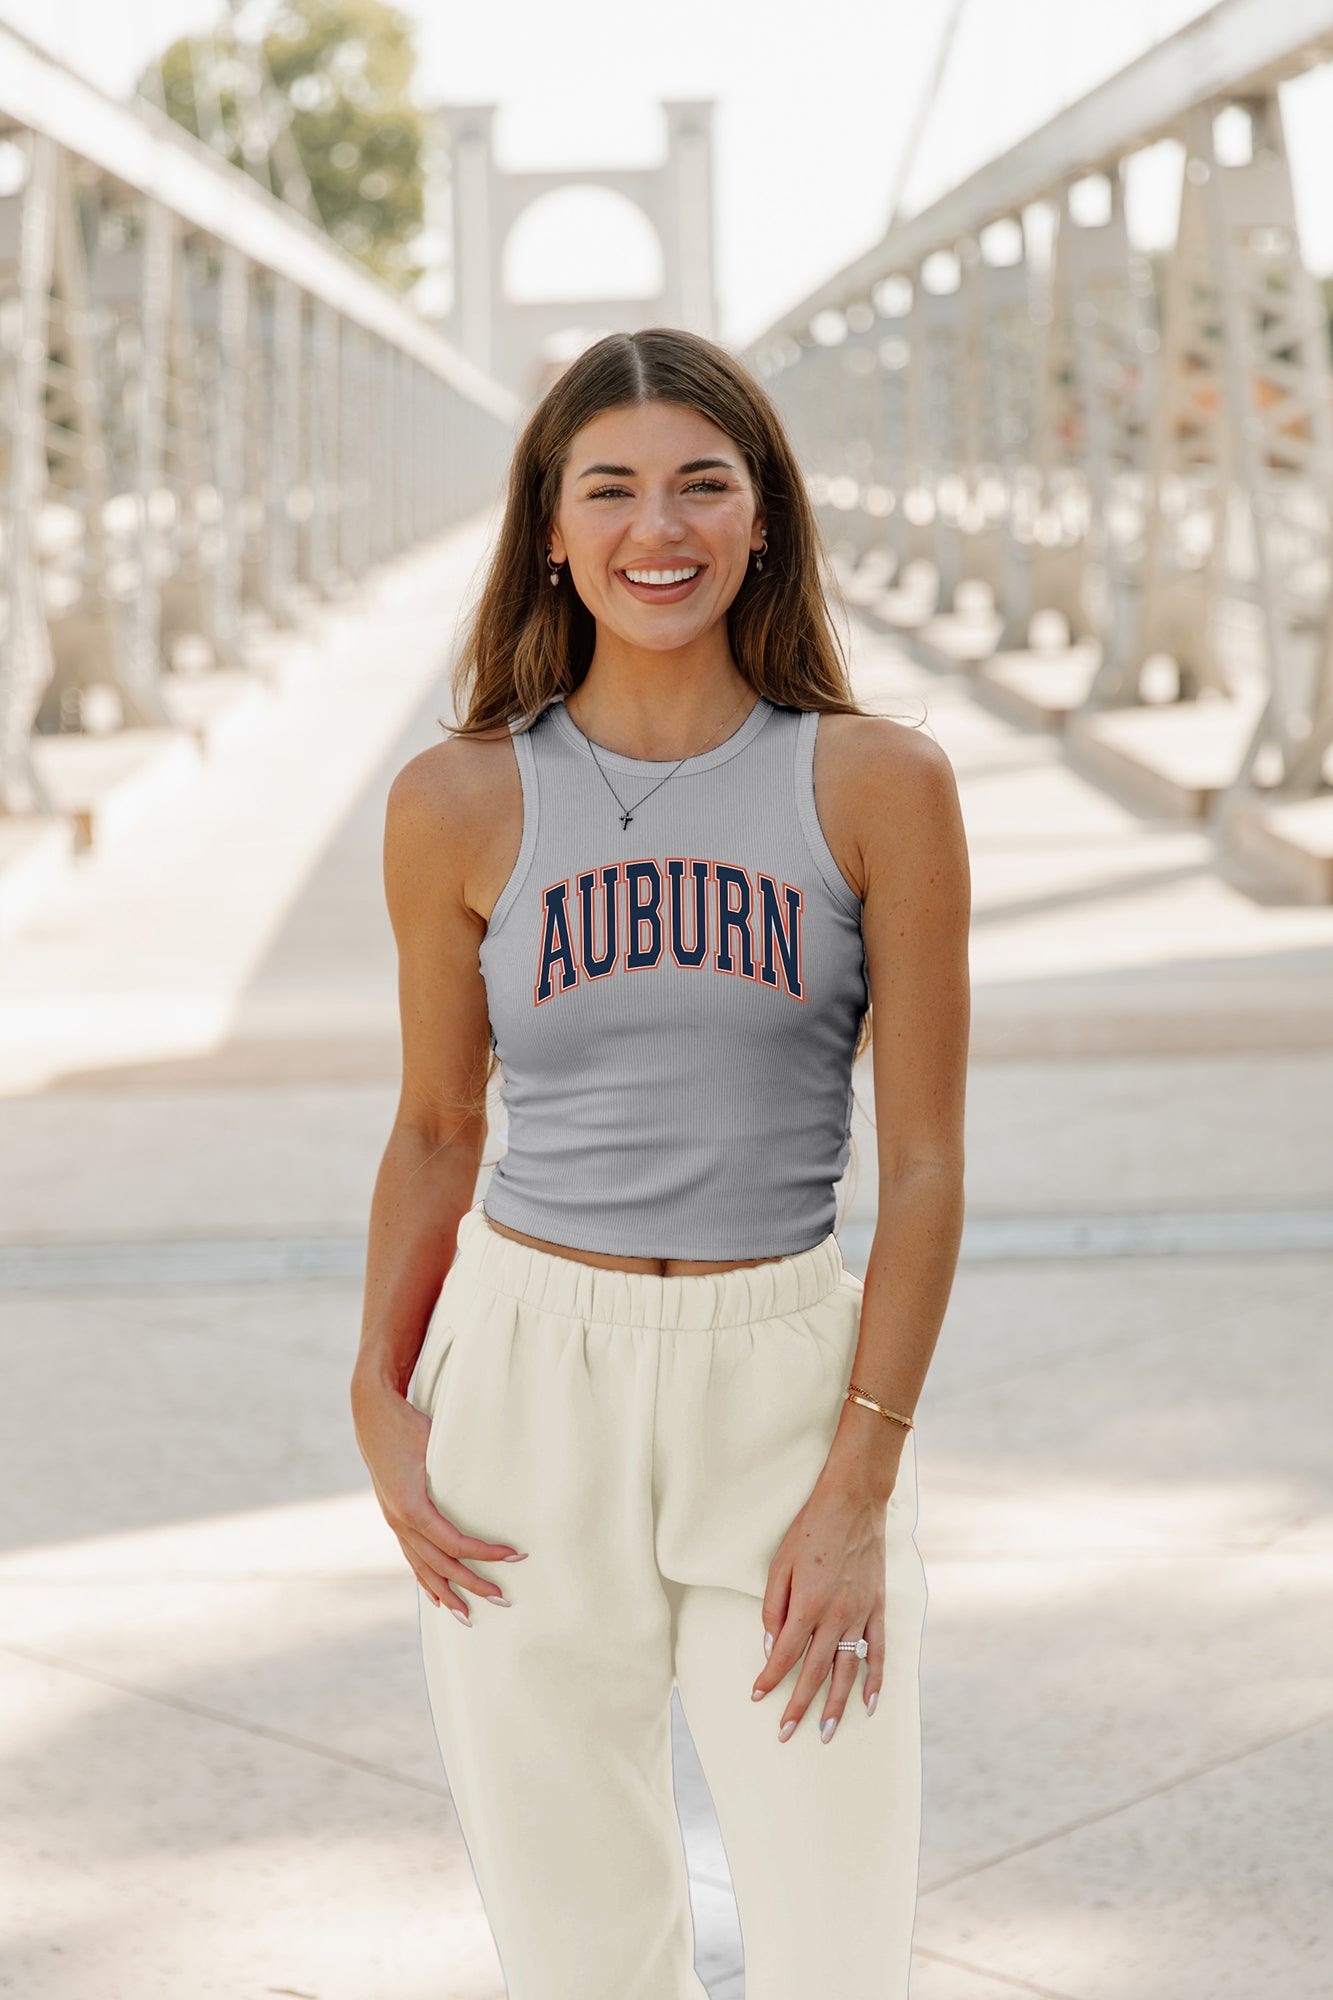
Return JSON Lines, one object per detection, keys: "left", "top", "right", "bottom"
{"left": 351, "top": 1374, "right": 528, "bottom": 1622}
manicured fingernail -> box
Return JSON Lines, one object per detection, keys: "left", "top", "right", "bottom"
{"left": 821, "top": 1716, "right": 838, "bottom": 1743}
{"left": 503, "top": 1552, "right": 528, "bottom": 1562}
{"left": 489, "top": 1594, "right": 512, "bottom": 1608}
{"left": 751, "top": 1686, "right": 766, "bottom": 1701}
{"left": 763, "top": 1630, "right": 774, "bottom": 1658}
{"left": 451, "top": 1607, "right": 471, "bottom": 1626}
{"left": 867, "top": 1690, "right": 878, "bottom": 1716}
{"left": 778, "top": 1719, "right": 796, "bottom": 1743}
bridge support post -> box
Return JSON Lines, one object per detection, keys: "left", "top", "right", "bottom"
{"left": 1204, "top": 94, "right": 1333, "bottom": 802}
{"left": 303, "top": 301, "right": 339, "bottom": 596}
{"left": 912, "top": 264, "right": 965, "bottom": 615}
{"left": 1062, "top": 169, "right": 1156, "bottom": 703}
{"left": 960, "top": 233, "right": 1033, "bottom": 613}
{"left": 0, "top": 131, "right": 58, "bottom": 813}
{"left": 210, "top": 243, "right": 250, "bottom": 665}
{"left": 837, "top": 303, "right": 886, "bottom": 568}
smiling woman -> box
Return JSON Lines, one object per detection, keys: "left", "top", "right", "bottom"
{"left": 545, "top": 401, "right": 771, "bottom": 648}
{"left": 592, "top": 459, "right": 729, "bottom": 598}
{"left": 350, "top": 327, "right": 970, "bottom": 2000}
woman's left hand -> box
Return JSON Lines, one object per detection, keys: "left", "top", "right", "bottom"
{"left": 750, "top": 1463, "right": 893, "bottom": 1742}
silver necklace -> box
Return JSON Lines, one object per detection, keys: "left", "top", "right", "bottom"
{"left": 566, "top": 689, "right": 756, "bottom": 829}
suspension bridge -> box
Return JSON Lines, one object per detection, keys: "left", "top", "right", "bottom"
{"left": 5, "top": 3, "right": 1333, "bottom": 908}
{"left": 0, "top": 14, "right": 518, "bottom": 933}
{"left": 1, "top": 7, "right": 1331, "bottom": 1999}
{"left": 748, "top": 0, "right": 1333, "bottom": 900}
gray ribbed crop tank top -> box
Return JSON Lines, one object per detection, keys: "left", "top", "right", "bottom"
{"left": 477, "top": 691, "right": 869, "bottom": 1260}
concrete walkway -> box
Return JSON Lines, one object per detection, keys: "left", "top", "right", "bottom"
{"left": 1, "top": 512, "right": 1330, "bottom": 1998}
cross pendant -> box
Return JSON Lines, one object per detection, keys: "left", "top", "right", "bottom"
{"left": 620, "top": 810, "right": 634, "bottom": 828}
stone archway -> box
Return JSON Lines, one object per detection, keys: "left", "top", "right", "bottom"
{"left": 501, "top": 185, "right": 665, "bottom": 304}
{"left": 437, "top": 100, "right": 718, "bottom": 404}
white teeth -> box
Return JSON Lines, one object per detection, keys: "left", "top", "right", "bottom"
{"left": 623, "top": 566, "right": 700, "bottom": 586}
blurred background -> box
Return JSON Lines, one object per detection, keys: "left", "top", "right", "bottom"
{"left": 1, "top": 3, "right": 1330, "bottom": 1996}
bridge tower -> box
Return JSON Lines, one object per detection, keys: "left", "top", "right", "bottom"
{"left": 437, "top": 101, "right": 718, "bottom": 403}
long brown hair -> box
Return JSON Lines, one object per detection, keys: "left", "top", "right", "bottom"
{"left": 443, "top": 326, "right": 911, "bottom": 1201}
{"left": 446, "top": 325, "right": 879, "bottom": 732}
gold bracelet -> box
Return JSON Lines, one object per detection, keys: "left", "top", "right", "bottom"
{"left": 845, "top": 1381, "right": 914, "bottom": 1431}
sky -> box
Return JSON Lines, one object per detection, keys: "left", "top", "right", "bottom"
{"left": 6, "top": 0, "right": 1333, "bottom": 347}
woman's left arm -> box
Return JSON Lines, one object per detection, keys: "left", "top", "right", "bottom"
{"left": 750, "top": 718, "right": 971, "bottom": 1739}
{"left": 823, "top": 716, "right": 971, "bottom": 1502}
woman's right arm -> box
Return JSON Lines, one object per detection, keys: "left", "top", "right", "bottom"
{"left": 349, "top": 739, "right": 526, "bottom": 1620}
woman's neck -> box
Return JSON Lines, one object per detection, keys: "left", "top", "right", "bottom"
{"left": 566, "top": 654, "right": 756, "bottom": 764}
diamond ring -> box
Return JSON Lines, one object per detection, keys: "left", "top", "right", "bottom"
{"left": 835, "top": 1637, "right": 869, "bottom": 1659}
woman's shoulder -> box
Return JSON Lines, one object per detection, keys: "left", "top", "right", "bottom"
{"left": 385, "top": 723, "right": 524, "bottom": 880}
{"left": 808, "top": 705, "right": 953, "bottom": 781}
{"left": 389, "top": 720, "right": 520, "bottom": 817}
{"left": 384, "top": 724, "right": 530, "bottom": 930}
{"left": 809, "top": 707, "right": 958, "bottom": 825}
{"left": 806, "top": 708, "right": 963, "bottom": 902}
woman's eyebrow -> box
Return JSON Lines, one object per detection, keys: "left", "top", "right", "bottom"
{"left": 575, "top": 457, "right": 737, "bottom": 479}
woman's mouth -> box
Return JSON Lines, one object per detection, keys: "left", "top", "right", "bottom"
{"left": 617, "top": 564, "right": 706, "bottom": 604}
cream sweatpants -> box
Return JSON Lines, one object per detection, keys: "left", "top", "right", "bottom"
{"left": 408, "top": 1200, "right": 929, "bottom": 2000}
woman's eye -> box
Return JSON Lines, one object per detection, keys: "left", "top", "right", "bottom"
{"left": 586, "top": 479, "right": 729, "bottom": 500}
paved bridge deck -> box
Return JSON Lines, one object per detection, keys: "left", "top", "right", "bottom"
{"left": 1, "top": 514, "right": 1330, "bottom": 1998}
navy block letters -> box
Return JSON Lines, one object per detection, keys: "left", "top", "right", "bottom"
{"left": 533, "top": 856, "right": 805, "bottom": 1005}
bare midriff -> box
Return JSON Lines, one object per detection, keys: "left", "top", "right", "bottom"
{"left": 481, "top": 1210, "right": 787, "bottom": 1278}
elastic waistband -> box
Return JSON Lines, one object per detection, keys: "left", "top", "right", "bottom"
{"left": 453, "top": 1201, "right": 846, "bottom": 1329}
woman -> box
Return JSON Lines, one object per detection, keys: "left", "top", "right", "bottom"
{"left": 351, "top": 327, "right": 970, "bottom": 1999}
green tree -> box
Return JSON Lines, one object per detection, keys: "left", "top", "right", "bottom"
{"left": 140, "top": 0, "right": 426, "bottom": 294}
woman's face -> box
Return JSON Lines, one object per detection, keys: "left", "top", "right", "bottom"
{"left": 548, "top": 400, "right": 767, "bottom": 654}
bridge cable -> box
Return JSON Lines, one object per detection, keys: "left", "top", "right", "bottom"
{"left": 884, "top": 0, "right": 971, "bottom": 231}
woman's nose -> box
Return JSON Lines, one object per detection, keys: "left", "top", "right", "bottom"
{"left": 629, "top": 492, "right": 687, "bottom": 540}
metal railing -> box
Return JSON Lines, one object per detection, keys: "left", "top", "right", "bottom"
{"left": 0, "top": 22, "right": 520, "bottom": 817}
{"left": 744, "top": 0, "right": 1333, "bottom": 870}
